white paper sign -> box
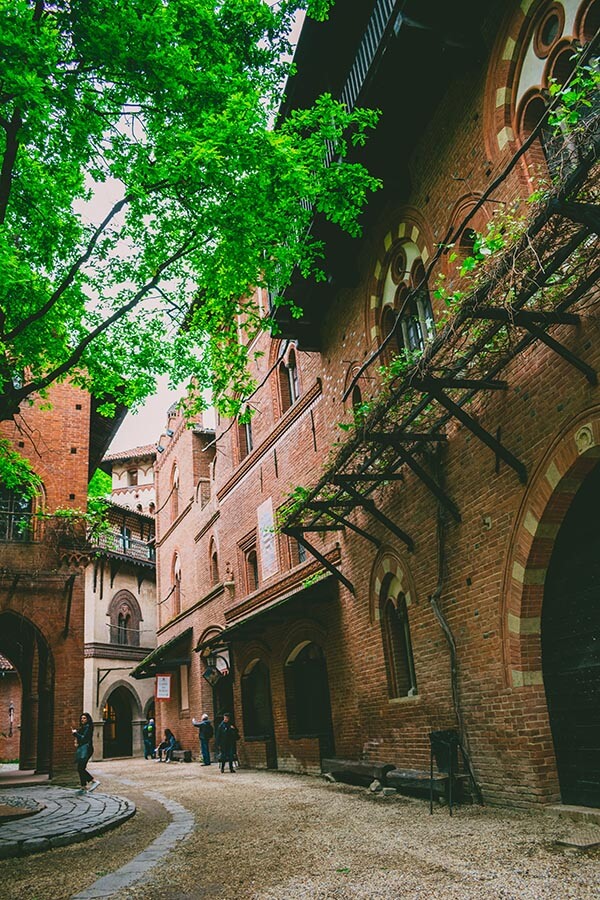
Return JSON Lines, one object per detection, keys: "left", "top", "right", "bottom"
{"left": 155, "top": 674, "right": 171, "bottom": 700}
{"left": 257, "top": 497, "right": 278, "bottom": 580}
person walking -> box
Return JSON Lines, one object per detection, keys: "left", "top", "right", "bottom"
{"left": 215, "top": 712, "right": 239, "bottom": 773}
{"left": 72, "top": 712, "right": 100, "bottom": 794}
{"left": 192, "top": 713, "right": 214, "bottom": 765}
{"left": 155, "top": 728, "right": 177, "bottom": 762}
{"left": 143, "top": 717, "right": 156, "bottom": 759}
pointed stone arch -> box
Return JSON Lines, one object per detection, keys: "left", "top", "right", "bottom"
{"left": 502, "top": 406, "right": 600, "bottom": 688}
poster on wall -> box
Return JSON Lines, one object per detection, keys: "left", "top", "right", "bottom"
{"left": 155, "top": 674, "right": 171, "bottom": 700}
{"left": 257, "top": 496, "right": 279, "bottom": 580}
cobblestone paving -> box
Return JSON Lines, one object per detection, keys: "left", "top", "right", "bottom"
{"left": 0, "top": 785, "right": 134, "bottom": 857}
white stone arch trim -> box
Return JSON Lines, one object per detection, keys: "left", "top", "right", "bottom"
{"left": 501, "top": 405, "right": 600, "bottom": 688}
{"left": 368, "top": 546, "right": 418, "bottom": 625}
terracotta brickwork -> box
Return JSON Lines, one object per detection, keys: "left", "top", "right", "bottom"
{"left": 0, "top": 382, "right": 118, "bottom": 774}
{"left": 152, "top": 0, "right": 600, "bottom": 805}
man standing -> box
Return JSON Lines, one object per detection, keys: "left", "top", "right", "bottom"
{"left": 143, "top": 717, "right": 156, "bottom": 759}
{"left": 192, "top": 713, "right": 214, "bottom": 765}
{"left": 215, "top": 712, "right": 239, "bottom": 773}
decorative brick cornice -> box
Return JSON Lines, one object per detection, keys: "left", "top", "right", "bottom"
{"left": 217, "top": 379, "right": 322, "bottom": 502}
{"left": 224, "top": 545, "right": 341, "bottom": 624}
{"left": 194, "top": 510, "right": 220, "bottom": 543}
{"left": 157, "top": 582, "right": 225, "bottom": 635}
{"left": 84, "top": 642, "right": 154, "bottom": 660}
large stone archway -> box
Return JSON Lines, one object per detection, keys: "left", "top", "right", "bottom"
{"left": 0, "top": 611, "right": 54, "bottom": 774}
{"left": 502, "top": 408, "right": 600, "bottom": 802}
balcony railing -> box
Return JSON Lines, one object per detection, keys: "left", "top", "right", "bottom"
{"left": 94, "top": 532, "right": 156, "bottom": 563}
{"left": 340, "top": 0, "right": 398, "bottom": 115}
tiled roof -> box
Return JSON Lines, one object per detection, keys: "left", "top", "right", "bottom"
{"left": 102, "top": 444, "right": 157, "bottom": 463}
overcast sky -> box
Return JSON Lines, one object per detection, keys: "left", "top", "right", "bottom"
{"left": 107, "top": 11, "right": 306, "bottom": 455}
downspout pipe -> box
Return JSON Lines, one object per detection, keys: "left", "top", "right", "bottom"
{"left": 428, "top": 446, "right": 483, "bottom": 804}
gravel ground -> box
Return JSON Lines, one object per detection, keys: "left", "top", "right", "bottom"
{"left": 1, "top": 758, "right": 599, "bottom": 900}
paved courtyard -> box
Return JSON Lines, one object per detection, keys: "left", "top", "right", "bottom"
{"left": 0, "top": 758, "right": 599, "bottom": 899}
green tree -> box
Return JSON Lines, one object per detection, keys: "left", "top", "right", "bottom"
{"left": 0, "top": 0, "right": 379, "bottom": 455}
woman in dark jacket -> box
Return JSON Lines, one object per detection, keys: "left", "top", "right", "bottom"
{"left": 72, "top": 712, "right": 100, "bottom": 793}
{"left": 155, "top": 728, "right": 178, "bottom": 762}
{"left": 215, "top": 713, "right": 240, "bottom": 773}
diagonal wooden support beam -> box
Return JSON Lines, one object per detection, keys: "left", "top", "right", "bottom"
{"left": 363, "top": 431, "right": 460, "bottom": 520}
{"left": 467, "top": 308, "right": 580, "bottom": 326}
{"left": 309, "top": 502, "right": 382, "bottom": 548}
{"left": 417, "top": 385, "right": 528, "bottom": 483}
{"left": 558, "top": 201, "right": 600, "bottom": 234}
{"left": 366, "top": 431, "right": 447, "bottom": 443}
{"left": 522, "top": 322, "right": 597, "bottom": 385}
{"left": 333, "top": 478, "right": 415, "bottom": 551}
{"left": 391, "top": 445, "right": 461, "bottom": 522}
{"left": 283, "top": 527, "right": 355, "bottom": 595}
{"left": 415, "top": 376, "right": 508, "bottom": 391}
{"left": 291, "top": 524, "right": 344, "bottom": 532}
{"left": 328, "top": 472, "right": 405, "bottom": 482}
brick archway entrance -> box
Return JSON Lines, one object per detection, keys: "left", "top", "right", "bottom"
{"left": 542, "top": 461, "right": 600, "bottom": 807}
{"left": 503, "top": 410, "right": 600, "bottom": 803}
{"left": 0, "top": 611, "right": 54, "bottom": 775}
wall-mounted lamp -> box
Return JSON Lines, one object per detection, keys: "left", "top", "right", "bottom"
{"left": 156, "top": 445, "right": 165, "bottom": 453}
{"left": 165, "top": 429, "right": 174, "bottom": 437}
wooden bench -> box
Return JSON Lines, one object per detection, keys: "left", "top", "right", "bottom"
{"left": 321, "top": 758, "right": 396, "bottom": 786}
{"left": 386, "top": 768, "right": 471, "bottom": 806}
{"left": 386, "top": 768, "right": 449, "bottom": 798}
{"left": 170, "top": 749, "right": 192, "bottom": 763}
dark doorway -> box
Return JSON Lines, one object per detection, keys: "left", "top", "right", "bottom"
{"left": 542, "top": 462, "right": 600, "bottom": 807}
{"left": 103, "top": 686, "right": 133, "bottom": 757}
{"left": 213, "top": 673, "right": 234, "bottom": 730}
{"left": 0, "top": 612, "right": 54, "bottom": 774}
{"left": 284, "top": 642, "right": 335, "bottom": 760}
{"left": 241, "top": 659, "right": 277, "bottom": 769}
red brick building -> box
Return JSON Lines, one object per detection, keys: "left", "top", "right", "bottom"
{"left": 0, "top": 384, "right": 123, "bottom": 774}
{"left": 141, "top": 0, "right": 600, "bottom": 807}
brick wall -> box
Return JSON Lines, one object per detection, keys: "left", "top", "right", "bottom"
{"left": 152, "top": 0, "right": 599, "bottom": 804}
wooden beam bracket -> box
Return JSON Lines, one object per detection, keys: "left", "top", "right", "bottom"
{"left": 415, "top": 382, "right": 528, "bottom": 483}
{"left": 283, "top": 527, "right": 355, "bottom": 595}
{"left": 333, "top": 478, "right": 415, "bottom": 551}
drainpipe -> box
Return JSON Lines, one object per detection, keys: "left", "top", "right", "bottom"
{"left": 428, "top": 446, "right": 483, "bottom": 804}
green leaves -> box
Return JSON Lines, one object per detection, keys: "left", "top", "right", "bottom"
{"left": 0, "top": 0, "right": 379, "bottom": 445}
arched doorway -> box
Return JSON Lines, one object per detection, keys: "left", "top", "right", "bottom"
{"left": 241, "top": 659, "right": 277, "bottom": 769}
{"left": 0, "top": 612, "right": 54, "bottom": 774}
{"left": 0, "top": 654, "right": 22, "bottom": 766}
{"left": 542, "top": 462, "right": 600, "bottom": 807}
{"left": 284, "top": 642, "right": 335, "bottom": 760}
{"left": 102, "top": 686, "right": 134, "bottom": 757}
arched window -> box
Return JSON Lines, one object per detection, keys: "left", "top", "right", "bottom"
{"left": 241, "top": 659, "right": 274, "bottom": 739}
{"left": 0, "top": 486, "right": 34, "bottom": 542}
{"left": 351, "top": 384, "right": 363, "bottom": 414}
{"left": 173, "top": 553, "right": 182, "bottom": 616}
{"left": 245, "top": 548, "right": 259, "bottom": 592}
{"left": 209, "top": 538, "right": 219, "bottom": 585}
{"left": 117, "top": 612, "right": 130, "bottom": 645}
{"left": 378, "top": 241, "right": 435, "bottom": 365}
{"left": 238, "top": 418, "right": 253, "bottom": 461}
{"left": 107, "top": 590, "right": 142, "bottom": 647}
{"left": 170, "top": 466, "right": 180, "bottom": 521}
{"left": 380, "top": 577, "right": 417, "bottom": 699}
{"left": 278, "top": 344, "right": 301, "bottom": 414}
